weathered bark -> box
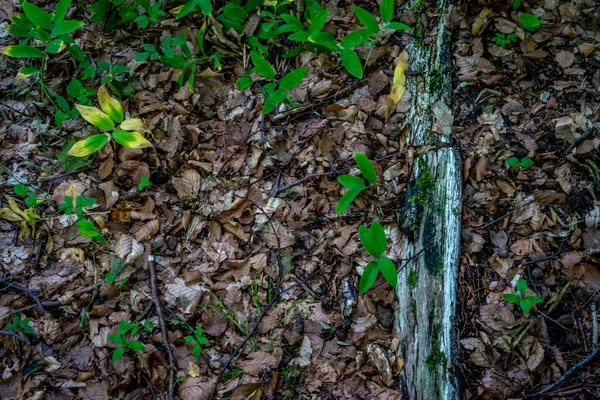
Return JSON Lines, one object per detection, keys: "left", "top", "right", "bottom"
{"left": 394, "top": 0, "right": 462, "bottom": 399}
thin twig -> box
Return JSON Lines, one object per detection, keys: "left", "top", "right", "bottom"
{"left": 0, "top": 329, "right": 31, "bottom": 344}
{"left": 0, "top": 168, "right": 92, "bottom": 188}
{"left": 145, "top": 245, "right": 175, "bottom": 400}
{"left": 564, "top": 125, "right": 599, "bottom": 154}
{"left": 527, "top": 345, "right": 600, "bottom": 398}
{"left": 14, "top": 281, "right": 102, "bottom": 313}
{"left": 0, "top": 278, "right": 46, "bottom": 313}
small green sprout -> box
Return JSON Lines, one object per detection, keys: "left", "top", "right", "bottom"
{"left": 491, "top": 32, "right": 517, "bottom": 47}
{"left": 503, "top": 278, "right": 543, "bottom": 315}
{"left": 13, "top": 184, "right": 43, "bottom": 207}
{"left": 506, "top": 156, "right": 534, "bottom": 170}
{"left": 336, "top": 152, "right": 377, "bottom": 214}
{"left": 184, "top": 326, "right": 209, "bottom": 359}
{"left": 108, "top": 319, "right": 146, "bottom": 363}
{"left": 358, "top": 220, "right": 397, "bottom": 293}
{"left": 138, "top": 175, "right": 151, "bottom": 191}
{"left": 7, "top": 313, "right": 34, "bottom": 335}
{"left": 520, "top": 13, "right": 541, "bottom": 32}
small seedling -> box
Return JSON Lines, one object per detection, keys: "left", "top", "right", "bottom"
{"left": 105, "top": 258, "right": 127, "bottom": 287}
{"left": 0, "top": 195, "right": 41, "bottom": 241}
{"left": 58, "top": 194, "right": 105, "bottom": 242}
{"left": 506, "top": 156, "right": 534, "bottom": 170}
{"left": 503, "top": 278, "right": 543, "bottom": 315}
{"left": 108, "top": 319, "right": 146, "bottom": 363}
{"left": 519, "top": 13, "right": 541, "bottom": 32}
{"left": 13, "top": 184, "right": 43, "bottom": 207}
{"left": 141, "top": 318, "right": 155, "bottom": 333}
{"left": 491, "top": 32, "right": 517, "bottom": 47}
{"left": 138, "top": 175, "right": 151, "bottom": 190}
{"left": 336, "top": 152, "right": 377, "bottom": 215}
{"left": 184, "top": 326, "right": 209, "bottom": 359}
{"left": 6, "top": 313, "right": 34, "bottom": 335}
{"left": 358, "top": 220, "right": 397, "bottom": 292}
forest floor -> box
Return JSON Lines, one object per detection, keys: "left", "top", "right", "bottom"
{"left": 1, "top": 0, "right": 599, "bottom": 399}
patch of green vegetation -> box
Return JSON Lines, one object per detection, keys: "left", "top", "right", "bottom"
{"left": 408, "top": 158, "right": 435, "bottom": 207}
{"left": 410, "top": 301, "right": 417, "bottom": 315}
{"left": 425, "top": 323, "right": 447, "bottom": 373}
{"left": 407, "top": 270, "right": 418, "bottom": 288}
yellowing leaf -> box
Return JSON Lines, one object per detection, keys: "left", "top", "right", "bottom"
{"left": 386, "top": 50, "right": 408, "bottom": 121}
{"left": 119, "top": 118, "right": 151, "bottom": 134}
{"left": 112, "top": 130, "right": 152, "bottom": 149}
{"left": 68, "top": 134, "right": 110, "bottom": 157}
{"left": 471, "top": 8, "right": 491, "bottom": 36}
{"left": 98, "top": 86, "right": 124, "bottom": 123}
{"left": 0, "top": 208, "right": 23, "bottom": 221}
{"left": 6, "top": 195, "right": 28, "bottom": 220}
{"left": 169, "top": 5, "right": 183, "bottom": 15}
{"left": 75, "top": 104, "right": 115, "bottom": 131}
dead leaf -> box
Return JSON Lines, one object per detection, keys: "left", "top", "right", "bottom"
{"left": 238, "top": 351, "right": 278, "bottom": 376}
{"left": 114, "top": 234, "right": 144, "bottom": 264}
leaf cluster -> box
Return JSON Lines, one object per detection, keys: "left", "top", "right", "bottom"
{"left": 336, "top": 152, "right": 377, "bottom": 215}
{"left": 0, "top": 195, "right": 41, "bottom": 241}
{"left": 502, "top": 279, "right": 543, "bottom": 315}
{"left": 7, "top": 313, "right": 34, "bottom": 335}
{"left": 91, "top": 0, "right": 166, "bottom": 31}
{"left": 358, "top": 221, "right": 397, "bottom": 292}
{"left": 506, "top": 156, "right": 534, "bottom": 170}
{"left": 58, "top": 194, "right": 105, "bottom": 242}
{"left": 108, "top": 319, "right": 146, "bottom": 363}
{"left": 491, "top": 32, "right": 517, "bottom": 47}
{"left": 184, "top": 326, "right": 209, "bottom": 359}
{"left": 105, "top": 257, "right": 127, "bottom": 286}
{"left": 13, "top": 184, "right": 43, "bottom": 208}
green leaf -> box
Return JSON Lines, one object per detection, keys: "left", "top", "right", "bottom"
{"left": 337, "top": 175, "right": 367, "bottom": 190}
{"left": 112, "top": 347, "right": 125, "bottom": 363}
{"left": 67, "top": 134, "right": 109, "bottom": 157}
{"left": 112, "top": 130, "right": 152, "bottom": 149}
{"left": 14, "top": 184, "right": 28, "bottom": 197}
{"left": 279, "top": 67, "right": 307, "bottom": 91}
{"left": 512, "top": 0, "right": 521, "bottom": 11}
{"left": 359, "top": 261, "right": 379, "bottom": 293}
{"left": 138, "top": 175, "right": 151, "bottom": 190}
{"left": 502, "top": 293, "right": 520, "bottom": 303}
{"left": 75, "top": 105, "right": 114, "bottom": 130}
{"left": 519, "top": 298, "right": 531, "bottom": 314}
{"left": 127, "top": 340, "right": 146, "bottom": 352}
{"left": 341, "top": 28, "right": 372, "bottom": 49}
{"left": 385, "top": 22, "right": 411, "bottom": 31}
{"left": 520, "top": 157, "right": 534, "bottom": 168}
{"left": 335, "top": 188, "right": 361, "bottom": 215}
{"left": 51, "top": 20, "right": 84, "bottom": 36}
{"left": 98, "top": 86, "right": 124, "bottom": 123}
{"left": 17, "top": 66, "right": 40, "bottom": 79}
{"left": 263, "top": 89, "right": 287, "bottom": 114}
{"left": 378, "top": 256, "right": 397, "bottom": 288}
{"left": 250, "top": 50, "right": 275, "bottom": 79}
{"left": 56, "top": 138, "right": 91, "bottom": 172}
{"left": 198, "top": 337, "right": 208, "bottom": 345}
{"left": 282, "top": 45, "right": 303, "bottom": 59}
{"left": 177, "top": 0, "right": 197, "bottom": 19}
{"left": 506, "top": 157, "right": 520, "bottom": 167}
{"left": 54, "top": 0, "right": 72, "bottom": 23}
{"left": 45, "top": 39, "right": 64, "bottom": 54}
{"left": 236, "top": 75, "right": 254, "bottom": 90}
{"left": 25, "top": 195, "right": 41, "bottom": 207}
{"left": 520, "top": 13, "right": 540, "bottom": 32}
{"left": 281, "top": 14, "right": 304, "bottom": 31}
{"left": 198, "top": 0, "right": 212, "bottom": 16}
{"left": 525, "top": 296, "right": 544, "bottom": 305}
{"left": 516, "top": 279, "right": 528, "bottom": 294}
{"left": 22, "top": 2, "right": 52, "bottom": 29}
{"left": 308, "top": 31, "right": 337, "bottom": 46}
{"left": 288, "top": 31, "right": 310, "bottom": 42}
{"left": 353, "top": 6, "right": 379, "bottom": 34}
{"left": 308, "top": 9, "right": 328, "bottom": 35}
{"left": 340, "top": 48, "right": 363, "bottom": 79}
{"left": 359, "top": 225, "right": 379, "bottom": 258}
{"left": 108, "top": 334, "right": 127, "bottom": 345}
{"left": 193, "top": 342, "right": 201, "bottom": 359}
{"left": 355, "top": 152, "right": 376, "bottom": 184}
{"left": 105, "top": 273, "right": 115, "bottom": 283}
{"left": 76, "top": 195, "right": 96, "bottom": 208}
{"left": 76, "top": 219, "right": 105, "bottom": 242}
{"left": 2, "top": 45, "right": 44, "bottom": 58}
{"left": 184, "top": 335, "right": 194, "bottom": 343}
{"left": 370, "top": 221, "right": 387, "bottom": 257}
{"left": 380, "top": 0, "right": 394, "bottom": 23}
{"left": 58, "top": 196, "right": 73, "bottom": 214}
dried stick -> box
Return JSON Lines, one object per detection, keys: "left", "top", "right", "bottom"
{"left": 527, "top": 345, "right": 600, "bottom": 398}
{"left": 145, "top": 244, "right": 175, "bottom": 400}
{"left": 13, "top": 281, "right": 102, "bottom": 313}
{"left": 0, "top": 329, "right": 31, "bottom": 344}
{"left": 0, "top": 278, "right": 46, "bottom": 314}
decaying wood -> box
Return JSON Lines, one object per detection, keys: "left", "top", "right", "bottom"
{"left": 394, "top": 0, "right": 462, "bottom": 399}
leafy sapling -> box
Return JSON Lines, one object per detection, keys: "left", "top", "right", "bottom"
{"left": 13, "top": 184, "right": 44, "bottom": 208}
{"left": 184, "top": 325, "right": 209, "bottom": 359}
{"left": 503, "top": 278, "right": 543, "bottom": 315}
{"left": 506, "top": 156, "right": 534, "bottom": 171}
{"left": 138, "top": 175, "right": 151, "bottom": 191}
{"left": 6, "top": 313, "right": 34, "bottom": 335}
{"left": 358, "top": 220, "right": 397, "bottom": 292}
{"left": 58, "top": 194, "right": 105, "bottom": 242}
{"left": 108, "top": 319, "right": 146, "bottom": 363}
{"left": 336, "top": 152, "right": 377, "bottom": 215}
{"left": 491, "top": 33, "right": 517, "bottom": 47}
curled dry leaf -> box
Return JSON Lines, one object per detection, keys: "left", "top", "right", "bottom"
{"left": 366, "top": 343, "right": 394, "bottom": 387}
{"left": 238, "top": 351, "right": 278, "bottom": 376}
{"left": 173, "top": 169, "right": 201, "bottom": 199}
{"left": 133, "top": 219, "right": 159, "bottom": 242}
{"left": 114, "top": 234, "right": 144, "bottom": 264}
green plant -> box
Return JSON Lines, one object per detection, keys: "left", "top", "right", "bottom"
{"left": 217, "top": 0, "right": 263, "bottom": 34}
{"left": 97, "top": 62, "right": 136, "bottom": 99}
{"left": 503, "top": 278, "right": 543, "bottom": 315}
{"left": 138, "top": 175, "right": 151, "bottom": 190}
{"left": 358, "top": 220, "right": 397, "bottom": 292}
{"left": 13, "top": 184, "right": 43, "bottom": 208}
{"left": 506, "top": 156, "right": 534, "bottom": 170}
{"left": 91, "top": 0, "right": 165, "bottom": 31}
{"left": 56, "top": 139, "right": 93, "bottom": 172}
{"left": 6, "top": 313, "right": 34, "bottom": 335}
{"left": 184, "top": 326, "right": 209, "bottom": 359}
{"left": 58, "top": 194, "right": 105, "bottom": 242}
{"left": 236, "top": 52, "right": 307, "bottom": 114}
{"left": 174, "top": 0, "right": 212, "bottom": 19}
{"left": 2, "top": 0, "right": 85, "bottom": 102}
{"left": 519, "top": 13, "right": 540, "bottom": 32}
{"left": 105, "top": 258, "right": 127, "bottom": 286}
{"left": 0, "top": 195, "right": 41, "bottom": 241}
{"left": 135, "top": 0, "right": 166, "bottom": 28}
{"left": 108, "top": 319, "right": 146, "bottom": 363}
{"left": 67, "top": 86, "right": 152, "bottom": 157}
{"left": 512, "top": 0, "right": 521, "bottom": 11}
{"left": 491, "top": 32, "right": 517, "bottom": 47}
{"left": 336, "top": 152, "right": 377, "bottom": 215}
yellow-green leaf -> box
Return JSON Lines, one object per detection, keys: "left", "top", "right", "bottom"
{"left": 6, "top": 195, "right": 28, "bottom": 220}
{"left": 97, "top": 86, "right": 124, "bottom": 123}
{"left": 67, "top": 134, "right": 110, "bottom": 157}
{"left": 75, "top": 104, "right": 115, "bottom": 130}
{"left": 119, "top": 118, "right": 151, "bottom": 134}
{"left": 2, "top": 45, "right": 44, "bottom": 58}
{"left": 112, "top": 130, "right": 152, "bottom": 149}
{"left": 0, "top": 208, "right": 23, "bottom": 221}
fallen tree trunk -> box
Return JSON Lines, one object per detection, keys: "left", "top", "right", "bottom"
{"left": 394, "top": 0, "right": 462, "bottom": 399}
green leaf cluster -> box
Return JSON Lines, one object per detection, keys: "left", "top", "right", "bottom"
{"left": 108, "top": 319, "right": 146, "bottom": 363}
{"left": 358, "top": 221, "right": 397, "bottom": 292}
{"left": 7, "top": 313, "right": 34, "bottom": 335}
{"left": 184, "top": 326, "right": 209, "bottom": 359}
{"left": 13, "top": 184, "right": 43, "bottom": 208}
{"left": 58, "top": 194, "right": 105, "bottom": 242}
{"left": 336, "top": 152, "right": 377, "bottom": 215}
{"left": 138, "top": 175, "right": 151, "bottom": 191}
{"left": 176, "top": 0, "right": 212, "bottom": 19}
{"left": 502, "top": 279, "right": 543, "bottom": 315}
{"left": 491, "top": 32, "right": 517, "bottom": 47}
{"left": 506, "top": 156, "right": 534, "bottom": 170}
{"left": 91, "top": 0, "right": 165, "bottom": 31}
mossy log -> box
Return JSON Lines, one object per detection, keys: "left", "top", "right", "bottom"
{"left": 394, "top": 0, "right": 461, "bottom": 399}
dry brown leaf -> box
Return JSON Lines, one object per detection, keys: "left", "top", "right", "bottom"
{"left": 461, "top": 337, "right": 491, "bottom": 367}
{"left": 179, "top": 377, "right": 215, "bottom": 400}
{"left": 238, "top": 351, "right": 278, "bottom": 376}
{"left": 114, "top": 234, "right": 144, "bottom": 264}
{"left": 555, "top": 50, "right": 575, "bottom": 68}
{"left": 583, "top": 229, "right": 600, "bottom": 255}
{"left": 133, "top": 219, "right": 159, "bottom": 242}
{"left": 480, "top": 304, "right": 515, "bottom": 331}
{"left": 472, "top": 156, "right": 487, "bottom": 182}
{"left": 173, "top": 169, "right": 201, "bottom": 199}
